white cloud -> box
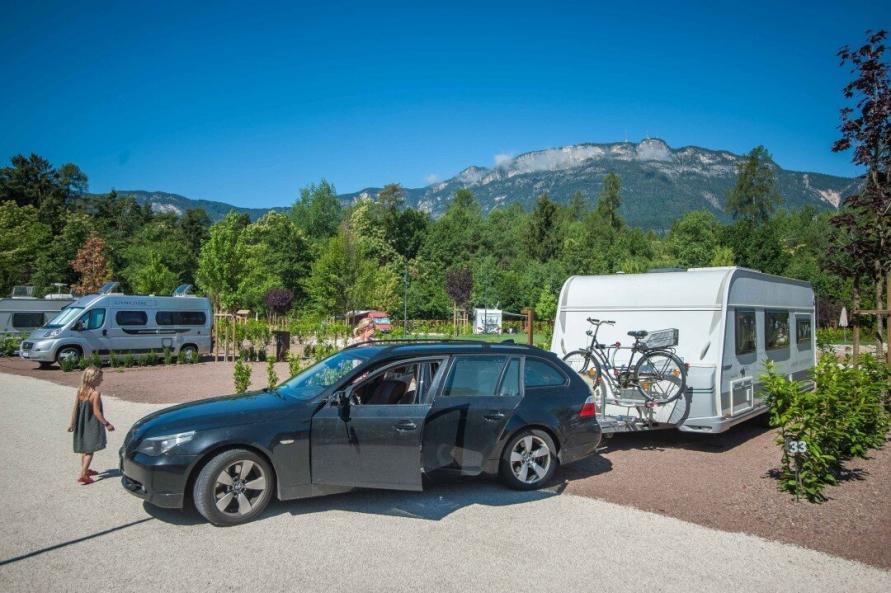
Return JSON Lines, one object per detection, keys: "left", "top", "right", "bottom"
{"left": 494, "top": 153, "right": 513, "bottom": 167}
{"left": 424, "top": 173, "right": 439, "bottom": 184}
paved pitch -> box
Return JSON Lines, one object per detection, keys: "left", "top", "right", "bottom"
{"left": 0, "top": 373, "right": 887, "bottom": 593}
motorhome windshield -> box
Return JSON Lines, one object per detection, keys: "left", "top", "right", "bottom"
{"left": 44, "top": 307, "right": 82, "bottom": 328}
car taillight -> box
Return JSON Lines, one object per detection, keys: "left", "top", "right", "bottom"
{"left": 579, "top": 395, "right": 597, "bottom": 418}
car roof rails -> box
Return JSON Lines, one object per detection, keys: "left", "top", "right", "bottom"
{"left": 173, "top": 284, "right": 195, "bottom": 297}
{"left": 344, "top": 338, "right": 533, "bottom": 350}
{"left": 97, "top": 281, "right": 122, "bottom": 295}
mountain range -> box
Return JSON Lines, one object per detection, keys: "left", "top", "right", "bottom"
{"left": 111, "top": 139, "right": 860, "bottom": 230}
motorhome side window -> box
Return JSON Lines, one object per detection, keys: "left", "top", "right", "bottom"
{"left": 156, "top": 311, "right": 207, "bottom": 325}
{"left": 796, "top": 316, "right": 812, "bottom": 349}
{"left": 735, "top": 310, "right": 756, "bottom": 356}
{"left": 79, "top": 309, "right": 106, "bottom": 330}
{"left": 116, "top": 310, "right": 147, "bottom": 326}
{"left": 765, "top": 310, "right": 790, "bottom": 350}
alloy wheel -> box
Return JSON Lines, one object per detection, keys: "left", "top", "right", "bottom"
{"left": 509, "top": 435, "right": 551, "bottom": 484}
{"left": 213, "top": 460, "right": 268, "bottom": 517}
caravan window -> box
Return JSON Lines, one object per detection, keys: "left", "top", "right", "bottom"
{"left": 156, "top": 311, "right": 207, "bottom": 326}
{"left": 116, "top": 310, "right": 147, "bottom": 326}
{"left": 765, "top": 310, "right": 790, "bottom": 350}
{"left": 735, "top": 310, "right": 756, "bottom": 356}
{"left": 796, "top": 317, "right": 812, "bottom": 349}
{"left": 12, "top": 312, "right": 45, "bottom": 328}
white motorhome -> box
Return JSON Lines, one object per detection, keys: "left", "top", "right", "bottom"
{"left": 0, "top": 285, "right": 74, "bottom": 336}
{"left": 551, "top": 267, "right": 816, "bottom": 433}
{"left": 20, "top": 284, "right": 213, "bottom": 367}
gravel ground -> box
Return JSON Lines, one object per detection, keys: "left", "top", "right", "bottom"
{"left": 2, "top": 357, "right": 890, "bottom": 569}
{"left": 0, "top": 373, "right": 887, "bottom": 593}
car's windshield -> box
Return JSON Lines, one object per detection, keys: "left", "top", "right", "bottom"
{"left": 277, "top": 348, "right": 374, "bottom": 400}
{"left": 43, "top": 307, "right": 83, "bottom": 329}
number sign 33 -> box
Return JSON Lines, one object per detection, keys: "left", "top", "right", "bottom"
{"left": 785, "top": 440, "right": 808, "bottom": 455}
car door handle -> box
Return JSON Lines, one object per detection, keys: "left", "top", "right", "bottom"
{"left": 102, "top": 329, "right": 107, "bottom": 336}
{"left": 483, "top": 413, "right": 506, "bottom": 422}
{"left": 394, "top": 421, "right": 417, "bottom": 432}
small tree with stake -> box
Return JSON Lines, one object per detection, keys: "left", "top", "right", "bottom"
{"left": 829, "top": 29, "right": 891, "bottom": 360}
{"left": 445, "top": 268, "right": 473, "bottom": 335}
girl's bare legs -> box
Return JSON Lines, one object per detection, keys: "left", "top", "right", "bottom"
{"left": 80, "top": 453, "right": 93, "bottom": 478}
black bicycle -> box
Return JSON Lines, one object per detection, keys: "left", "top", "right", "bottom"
{"left": 562, "top": 318, "right": 687, "bottom": 405}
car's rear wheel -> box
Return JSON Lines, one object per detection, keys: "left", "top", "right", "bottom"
{"left": 193, "top": 449, "right": 275, "bottom": 526}
{"left": 499, "top": 429, "right": 558, "bottom": 490}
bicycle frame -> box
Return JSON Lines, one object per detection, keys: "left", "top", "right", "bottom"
{"left": 581, "top": 323, "right": 645, "bottom": 397}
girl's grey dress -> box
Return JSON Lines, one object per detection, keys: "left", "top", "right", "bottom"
{"left": 73, "top": 397, "right": 106, "bottom": 454}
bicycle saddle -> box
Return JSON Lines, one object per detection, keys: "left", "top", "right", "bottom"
{"left": 627, "top": 330, "right": 648, "bottom": 339}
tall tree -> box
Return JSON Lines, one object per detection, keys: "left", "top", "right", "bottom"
{"left": 70, "top": 233, "right": 112, "bottom": 295}
{"left": 524, "top": 193, "right": 561, "bottom": 262}
{"left": 291, "top": 179, "right": 343, "bottom": 243}
{"left": 726, "top": 146, "right": 782, "bottom": 224}
{"left": 0, "top": 201, "right": 51, "bottom": 294}
{"left": 668, "top": 210, "right": 721, "bottom": 268}
{"left": 596, "top": 172, "right": 623, "bottom": 230}
{"left": 830, "top": 29, "right": 890, "bottom": 343}
{"left": 196, "top": 212, "right": 246, "bottom": 311}
{"left": 0, "top": 154, "right": 86, "bottom": 230}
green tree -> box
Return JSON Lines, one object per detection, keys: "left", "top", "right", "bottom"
{"left": 239, "top": 211, "right": 311, "bottom": 301}
{"left": 291, "top": 180, "right": 342, "bottom": 243}
{"left": 710, "top": 245, "right": 735, "bottom": 266}
{"left": 196, "top": 212, "right": 245, "bottom": 310}
{"left": 304, "top": 226, "right": 377, "bottom": 315}
{"left": 524, "top": 193, "right": 562, "bottom": 262}
{"left": 667, "top": 210, "right": 721, "bottom": 268}
{"left": 726, "top": 146, "right": 782, "bottom": 224}
{"left": 567, "top": 191, "right": 589, "bottom": 221}
{"left": 126, "top": 252, "right": 178, "bottom": 295}
{"left": 0, "top": 154, "right": 87, "bottom": 231}
{"left": 0, "top": 201, "right": 51, "bottom": 294}
{"left": 596, "top": 172, "right": 623, "bottom": 230}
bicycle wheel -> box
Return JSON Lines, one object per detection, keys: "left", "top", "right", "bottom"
{"left": 633, "top": 350, "right": 687, "bottom": 404}
{"left": 562, "top": 350, "right": 593, "bottom": 374}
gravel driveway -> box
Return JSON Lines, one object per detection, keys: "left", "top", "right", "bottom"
{"left": 0, "top": 373, "right": 887, "bottom": 593}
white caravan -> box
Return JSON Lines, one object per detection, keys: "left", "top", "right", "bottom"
{"left": 551, "top": 267, "right": 816, "bottom": 433}
{"left": 20, "top": 284, "right": 213, "bottom": 367}
{"left": 0, "top": 285, "right": 74, "bottom": 335}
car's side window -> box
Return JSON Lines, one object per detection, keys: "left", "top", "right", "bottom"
{"left": 524, "top": 358, "right": 567, "bottom": 388}
{"left": 441, "top": 355, "right": 508, "bottom": 397}
{"left": 351, "top": 360, "right": 442, "bottom": 405}
{"left": 498, "top": 358, "right": 521, "bottom": 397}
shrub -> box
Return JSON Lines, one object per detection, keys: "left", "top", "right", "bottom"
{"left": 266, "top": 358, "right": 278, "bottom": 390}
{"left": 124, "top": 353, "right": 136, "bottom": 368}
{"left": 762, "top": 354, "right": 890, "bottom": 502}
{"left": 88, "top": 352, "right": 102, "bottom": 368}
{"left": 287, "top": 351, "right": 303, "bottom": 378}
{"left": 234, "top": 357, "right": 252, "bottom": 393}
{"left": 176, "top": 348, "right": 185, "bottom": 364}
{"left": 109, "top": 351, "right": 121, "bottom": 368}
{"left": 60, "top": 356, "right": 77, "bottom": 372}
{"left": 258, "top": 349, "right": 267, "bottom": 362}
{"left": 163, "top": 347, "right": 172, "bottom": 365}
{"left": 2, "top": 335, "right": 21, "bottom": 357}
{"left": 78, "top": 356, "right": 89, "bottom": 370}
{"left": 187, "top": 349, "right": 199, "bottom": 364}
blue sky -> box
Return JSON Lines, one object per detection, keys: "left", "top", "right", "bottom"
{"left": 1, "top": 1, "right": 886, "bottom": 208}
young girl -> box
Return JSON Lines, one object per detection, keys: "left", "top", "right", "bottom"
{"left": 68, "top": 366, "right": 115, "bottom": 484}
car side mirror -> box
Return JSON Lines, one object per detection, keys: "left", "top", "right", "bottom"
{"left": 330, "top": 390, "right": 348, "bottom": 407}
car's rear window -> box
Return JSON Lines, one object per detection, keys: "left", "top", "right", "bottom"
{"left": 524, "top": 358, "right": 566, "bottom": 387}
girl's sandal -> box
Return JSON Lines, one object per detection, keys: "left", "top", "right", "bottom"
{"left": 77, "top": 476, "right": 94, "bottom": 485}
{"left": 87, "top": 470, "right": 99, "bottom": 477}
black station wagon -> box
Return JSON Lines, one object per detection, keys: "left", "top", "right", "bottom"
{"left": 120, "top": 341, "right": 602, "bottom": 525}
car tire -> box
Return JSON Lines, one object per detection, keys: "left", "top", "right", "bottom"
{"left": 180, "top": 344, "right": 198, "bottom": 361}
{"left": 56, "top": 346, "right": 82, "bottom": 365}
{"left": 499, "top": 429, "right": 558, "bottom": 491}
{"left": 193, "top": 449, "right": 275, "bottom": 526}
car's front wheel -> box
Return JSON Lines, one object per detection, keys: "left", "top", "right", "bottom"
{"left": 193, "top": 449, "right": 275, "bottom": 526}
{"left": 499, "top": 429, "right": 558, "bottom": 490}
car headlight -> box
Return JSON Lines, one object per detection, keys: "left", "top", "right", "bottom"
{"left": 47, "top": 329, "right": 62, "bottom": 338}
{"left": 136, "top": 431, "right": 196, "bottom": 456}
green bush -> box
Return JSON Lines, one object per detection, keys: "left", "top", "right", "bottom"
{"left": 287, "top": 351, "right": 303, "bottom": 377}
{"left": 187, "top": 349, "right": 199, "bottom": 364}
{"left": 176, "top": 348, "right": 185, "bottom": 364}
{"left": 266, "top": 358, "right": 278, "bottom": 390}
{"left": 762, "top": 354, "right": 890, "bottom": 502}
{"left": 78, "top": 356, "right": 89, "bottom": 370}
{"left": 2, "top": 335, "right": 21, "bottom": 356}
{"left": 163, "top": 347, "right": 173, "bottom": 365}
{"left": 60, "top": 356, "right": 77, "bottom": 372}
{"left": 109, "top": 351, "right": 121, "bottom": 368}
{"left": 124, "top": 353, "right": 136, "bottom": 368}
{"left": 87, "top": 352, "right": 102, "bottom": 368}
{"left": 234, "top": 357, "right": 252, "bottom": 393}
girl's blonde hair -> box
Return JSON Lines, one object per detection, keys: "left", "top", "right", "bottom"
{"left": 78, "top": 366, "right": 103, "bottom": 400}
{"left": 353, "top": 317, "right": 375, "bottom": 338}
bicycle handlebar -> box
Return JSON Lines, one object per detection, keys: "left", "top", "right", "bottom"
{"left": 586, "top": 317, "right": 615, "bottom": 326}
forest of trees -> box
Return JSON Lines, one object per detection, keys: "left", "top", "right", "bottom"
{"left": 0, "top": 31, "right": 886, "bottom": 337}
